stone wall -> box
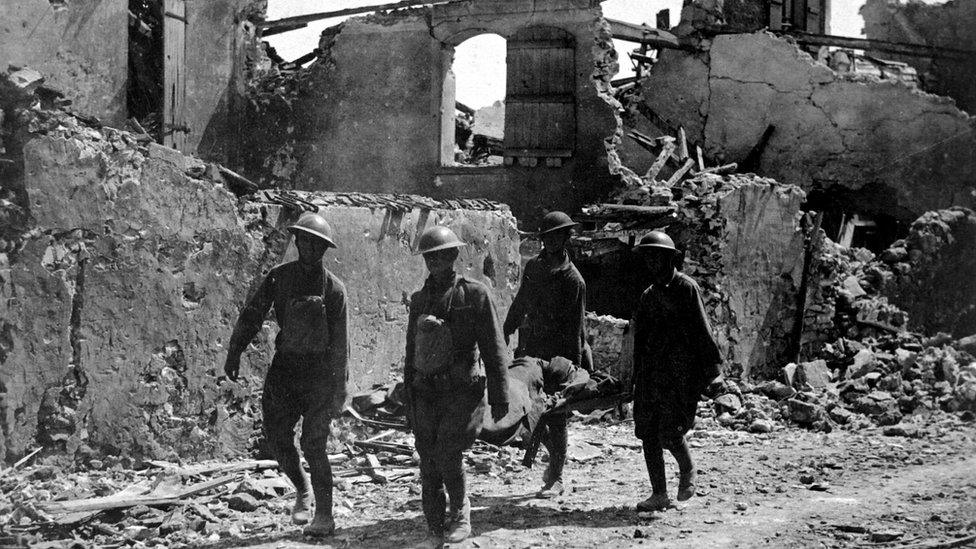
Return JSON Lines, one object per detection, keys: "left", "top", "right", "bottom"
{"left": 239, "top": 0, "right": 622, "bottom": 223}
{"left": 0, "top": 0, "right": 128, "bottom": 126}
{"left": 862, "top": 0, "right": 976, "bottom": 115}
{"left": 0, "top": 117, "right": 519, "bottom": 464}
{"left": 641, "top": 31, "right": 976, "bottom": 222}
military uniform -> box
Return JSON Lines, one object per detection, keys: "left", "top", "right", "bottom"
{"left": 503, "top": 247, "right": 585, "bottom": 493}
{"left": 405, "top": 271, "right": 509, "bottom": 537}
{"left": 632, "top": 269, "right": 720, "bottom": 504}
{"left": 228, "top": 260, "right": 348, "bottom": 525}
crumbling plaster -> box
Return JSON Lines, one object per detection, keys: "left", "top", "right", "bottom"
{"left": 0, "top": 124, "right": 519, "bottom": 463}
{"left": 642, "top": 31, "right": 976, "bottom": 221}
{"left": 862, "top": 0, "right": 976, "bottom": 115}
{"left": 240, "top": 0, "right": 622, "bottom": 223}
{"left": 0, "top": 0, "right": 128, "bottom": 126}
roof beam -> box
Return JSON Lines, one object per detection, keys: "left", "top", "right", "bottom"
{"left": 605, "top": 18, "right": 682, "bottom": 49}
{"left": 259, "top": 0, "right": 443, "bottom": 31}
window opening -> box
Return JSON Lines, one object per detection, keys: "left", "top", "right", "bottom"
{"left": 127, "top": 0, "right": 164, "bottom": 141}
{"left": 443, "top": 34, "right": 507, "bottom": 167}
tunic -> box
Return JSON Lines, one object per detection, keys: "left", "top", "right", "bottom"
{"left": 632, "top": 271, "right": 721, "bottom": 445}
{"left": 503, "top": 249, "right": 586, "bottom": 366}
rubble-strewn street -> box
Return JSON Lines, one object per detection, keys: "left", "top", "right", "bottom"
{"left": 3, "top": 0, "right": 976, "bottom": 547}
{"left": 3, "top": 409, "right": 975, "bottom": 548}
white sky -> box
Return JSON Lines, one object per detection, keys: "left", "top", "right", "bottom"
{"left": 266, "top": 0, "right": 870, "bottom": 109}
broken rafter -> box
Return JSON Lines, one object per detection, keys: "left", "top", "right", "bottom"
{"left": 606, "top": 18, "right": 681, "bottom": 49}
{"left": 259, "top": 0, "right": 452, "bottom": 31}
{"left": 780, "top": 31, "right": 974, "bottom": 61}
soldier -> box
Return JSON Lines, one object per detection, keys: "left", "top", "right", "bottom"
{"left": 405, "top": 226, "right": 510, "bottom": 546}
{"left": 223, "top": 212, "right": 348, "bottom": 536}
{"left": 503, "top": 211, "right": 586, "bottom": 498}
{"left": 631, "top": 231, "right": 721, "bottom": 511}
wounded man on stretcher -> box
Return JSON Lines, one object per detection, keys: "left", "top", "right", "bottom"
{"left": 476, "top": 356, "right": 626, "bottom": 463}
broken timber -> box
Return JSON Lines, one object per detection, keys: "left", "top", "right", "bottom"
{"left": 260, "top": 0, "right": 454, "bottom": 32}
{"left": 37, "top": 474, "right": 241, "bottom": 514}
{"left": 778, "top": 31, "right": 974, "bottom": 61}
{"left": 606, "top": 18, "right": 682, "bottom": 49}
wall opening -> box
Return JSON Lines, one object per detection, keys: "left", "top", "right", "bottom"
{"left": 127, "top": 0, "right": 164, "bottom": 140}
{"left": 442, "top": 34, "right": 507, "bottom": 167}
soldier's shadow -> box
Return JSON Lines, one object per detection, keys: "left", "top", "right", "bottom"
{"left": 191, "top": 494, "right": 643, "bottom": 548}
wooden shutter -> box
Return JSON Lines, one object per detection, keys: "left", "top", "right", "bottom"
{"left": 768, "top": 0, "right": 784, "bottom": 30}
{"left": 504, "top": 26, "right": 575, "bottom": 163}
{"left": 163, "top": 0, "right": 187, "bottom": 151}
{"left": 805, "top": 0, "right": 823, "bottom": 34}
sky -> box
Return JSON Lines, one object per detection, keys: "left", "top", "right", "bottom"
{"left": 266, "top": 0, "right": 871, "bottom": 110}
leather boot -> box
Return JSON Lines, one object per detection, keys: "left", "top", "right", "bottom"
{"left": 291, "top": 490, "right": 311, "bottom": 525}
{"left": 671, "top": 437, "right": 696, "bottom": 501}
{"left": 537, "top": 417, "right": 567, "bottom": 498}
{"left": 443, "top": 466, "right": 471, "bottom": 543}
{"left": 303, "top": 456, "right": 335, "bottom": 537}
{"left": 420, "top": 457, "right": 447, "bottom": 535}
{"left": 638, "top": 438, "right": 670, "bottom": 511}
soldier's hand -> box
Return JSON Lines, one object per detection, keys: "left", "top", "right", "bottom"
{"left": 490, "top": 403, "right": 508, "bottom": 422}
{"left": 223, "top": 354, "right": 241, "bottom": 381}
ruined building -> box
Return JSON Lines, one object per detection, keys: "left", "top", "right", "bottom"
{"left": 1, "top": 0, "right": 975, "bottom": 464}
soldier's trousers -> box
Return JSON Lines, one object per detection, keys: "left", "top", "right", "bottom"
{"left": 262, "top": 353, "right": 335, "bottom": 514}
{"left": 412, "top": 378, "right": 486, "bottom": 531}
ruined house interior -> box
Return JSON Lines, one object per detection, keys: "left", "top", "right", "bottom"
{"left": 1, "top": 0, "right": 975, "bottom": 546}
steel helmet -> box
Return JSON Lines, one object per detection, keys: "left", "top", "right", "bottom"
{"left": 416, "top": 225, "right": 465, "bottom": 255}
{"left": 633, "top": 230, "right": 676, "bottom": 252}
{"left": 288, "top": 212, "right": 336, "bottom": 248}
{"left": 538, "top": 211, "right": 578, "bottom": 235}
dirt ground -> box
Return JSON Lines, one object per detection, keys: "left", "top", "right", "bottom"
{"left": 5, "top": 412, "right": 975, "bottom": 549}
{"left": 207, "top": 416, "right": 976, "bottom": 549}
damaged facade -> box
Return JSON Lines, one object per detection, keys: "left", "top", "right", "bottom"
{"left": 0, "top": 0, "right": 974, "bottom": 468}
{"left": 240, "top": 0, "right": 623, "bottom": 221}
{"left": 0, "top": 107, "right": 519, "bottom": 463}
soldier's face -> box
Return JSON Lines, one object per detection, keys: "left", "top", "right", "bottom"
{"left": 642, "top": 249, "right": 674, "bottom": 282}
{"left": 541, "top": 229, "right": 570, "bottom": 252}
{"left": 423, "top": 248, "right": 458, "bottom": 275}
{"left": 296, "top": 232, "right": 328, "bottom": 266}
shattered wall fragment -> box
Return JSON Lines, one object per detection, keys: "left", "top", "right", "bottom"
{"left": 240, "top": 0, "right": 622, "bottom": 222}
{"left": 1, "top": 0, "right": 128, "bottom": 126}
{"left": 862, "top": 0, "right": 976, "bottom": 114}
{"left": 639, "top": 31, "right": 976, "bottom": 222}
{"left": 0, "top": 112, "right": 519, "bottom": 464}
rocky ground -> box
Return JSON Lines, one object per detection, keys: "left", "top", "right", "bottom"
{"left": 3, "top": 408, "right": 975, "bottom": 549}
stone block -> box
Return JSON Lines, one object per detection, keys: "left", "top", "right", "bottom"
{"left": 786, "top": 398, "right": 822, "bottom": 425}
{"left": 796, "top": 360, "right": 830, "bottom": 388}
{"left": 847, "top": 349, "right": 878, "bottom": 379}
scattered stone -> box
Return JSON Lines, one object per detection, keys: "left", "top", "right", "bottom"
{"left": 226, "top": 493, "right": 259, "bottom": 513}
{"left": 748, "top": 419, "right": 773, "bottom": 433}
{"left": 714, "top": 394, "right": 742, "bottom": 414}
{"left": 842, "top": 275, "right": 866, "bottom": 298}
{"left": 799, "top": 474, "right": 815, "bottom": 484}
{"left": 634, "top": 528, "right": 645, "bottom": 538}
{"left": 955, "top": 334, "right": 976, "bottom": 356}
{"left": 787, "top": 399, "right": 822, "bottom": 425}
{"left": 827, "top": 406, "right": 853, "bottom": 424}
{"left": 123, "top": 525, "right": 153, "bottom": 542}
{"left": 760, "top": 381, "right": 797, "bottom": 400}
{"left": 869, "top": 530, "right": 904, "bottom": 543}
{"left": 883, "top": 423, "right": 919, "bottom": 438}
{"left": 848, "top": 349, "right": 878, "bottom": 379}
{"left": 734, "top": 502, "right": 748, "bottom": 511}
{"left": 782, "top": 363, "right": 798, "bottom": 387}
{"left": 796, "top": 360, "right": 831, "bottom": 388}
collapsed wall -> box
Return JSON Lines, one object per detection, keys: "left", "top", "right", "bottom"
{"left": 1, "top": 0, "right": 127, "bottom": 126}
{"left": 239, "top": 0, "right": 622, "bottom": 222}
{"left": 861, "top": 0, "right": 976, "bottom": 115}
{"left": 0, "top": 111, "right": 519, "bottom": 464}
{"left": 640, "top": 31, "right": 976, "bottom": 222}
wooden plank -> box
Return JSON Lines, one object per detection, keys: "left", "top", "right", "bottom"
{"left": 163, "top": 0, "right": 186, "bottom": 151}
{"left": 605, "top": 18, "right": 681, "bottom": 48}
{"left": 507, "top": 94, "right": 574, "bottom": 104}
{"left": 665, "top": 158, "right": 696, "bottom": 187}
{"left": 260, "top": 0, "right": 450, "bottom": 30}
{"left": 38, "top": 474, "right": 240, "bottom": 514}
{"left": 780, "top": 31, "right": 974, "bottom": 60}
{"left": 645, "top": 138, "right": 675, "bottom": 181}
